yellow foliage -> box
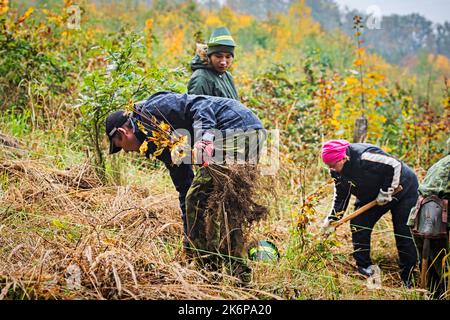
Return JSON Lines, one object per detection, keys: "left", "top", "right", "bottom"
{"left": 290, "top": 0, "right": 321, "bottom": 39}
{"left": 365, "top": 53, "right": 392, "bottom": 75}
{"left": 381, "top": 145, "right": 393, "bottom": 153}
{"left": 330, "top": 22, "right": 391, "bottom": 142}
{"left": 431, "top": 54, "right": 450, "bottom": 76}
{"left": 293, "top": 211, "right": 309, "bottom": 230}
{"left": 139, "top": 140, "right": 149, "bottom": 156}
{"left": 205, "top": 6, "right": 253, "bottom": 32}
{"left": 315, "top": 77, "right": 342, "bottom": 135}
{"left": 64, "top": 0, "right": 73, "bottom": 7}
{"left": 16, "top": 7, "right": 34, "bottom": 24}
{"left": 43, "top": 8, "right": 64, "bottom": 26}
{"left": 137, "top": 117, "right": 189, "bottom": 164}
{"left": 86, "top": 27, "right": 96, "bottom": 40}
{"left": 378, "top": 87, "right": 387, "bottom": 96}
{"left": 155, "top": 12, "right": 174, "bottom": 28}
{"left": 0, "top": 0, "right": 9, "bottom": 15}
{"left": 274, "top": 27, "right": 291, "bottom": 61}
{"left": 163, "top": 27, "right": 185, "bottom": 57}
{"left": 365, "top": 87, "right": 377, "bottom": 96}
{"left": 345, "top": 77, "right": 359, "bottom": 86}
{"left": 85, "top": 3, "right": 97, "bottom": 14}
{"left": 217, "top": 6, "right": 238, "bottom": 29}
{"left": 137, "top": 120, "right": 148, "bottom": 135}
{"left": 159, "top": 121, "right": 171, "bottom": 132}
{"left": 205, "top": 14, "right": 223, "bottom": 27}
{"left": 171, "top": 135, "right": 190, "bottom": 165}
{"left": 366, "top": 72, "right": 385, "bottom": 81}
{"left": 237, "top": 15, "right": 253, "bottom": 28}
{"left": 273, "top": 0, "right": 321, "bottom": 61}
{"left": 354, "top": 59, "right": 363, "bottom": 66}
{"left": 145, "top": 18, "right": 153, "bottom": 30}
{"left": 144, "top": 18, "right": 153, "bottom": 56}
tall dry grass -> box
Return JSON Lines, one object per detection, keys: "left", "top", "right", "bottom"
{"left": 0, "top": 143, "right": 281, "bottom": 299}
{"left": 0, "top": 137, "right": 427, "bottom": 300}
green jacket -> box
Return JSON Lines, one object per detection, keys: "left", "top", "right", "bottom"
{"left": 187, "top": 55, "right": 239, "bottom": 100}
{"left": 407, "top": 154, "right": 450, "bottom": 227}
{"left": 419, "top": 154, "right": 450, "bottom": 199}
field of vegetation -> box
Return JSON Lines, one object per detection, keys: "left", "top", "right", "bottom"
{"left": 0, "top": 0, "right": 449, "bottom": 300}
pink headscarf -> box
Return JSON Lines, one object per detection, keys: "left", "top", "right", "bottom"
{"left": 321, "top": 139, "right": 350, "bottom": 164}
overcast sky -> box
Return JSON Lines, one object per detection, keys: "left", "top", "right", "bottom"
{"left": 334, "top": 0, "right": 450, "bottom": 24}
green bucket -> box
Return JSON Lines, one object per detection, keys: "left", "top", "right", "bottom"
{"left": 248, "top": 240, "right": 280, "bottom": 262}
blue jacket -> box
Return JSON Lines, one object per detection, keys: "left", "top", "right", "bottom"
{"left": 133, "top": 91, "right": 262, "bottom": 143}
{"left": 129, "top": 91, "right": 264, "bottom": 229}
{"left": 329, "top": 143, "right": 418, "bottom": 217}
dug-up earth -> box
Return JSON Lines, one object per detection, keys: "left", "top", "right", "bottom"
{"left": 0, "top": 136, "right": 428, "bottom": 300}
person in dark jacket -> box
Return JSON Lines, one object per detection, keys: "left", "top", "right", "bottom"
{"left": 407, "top": 137, "right": 450, "bottom": 296}
{"left": 187, "top": 27, "right": 239, "bottom": 100}
{"left": 320, "top": 139, "right": 419, "bottom": 287}
{"left": 105, "top": 91, "right": 265, "bottom": 283}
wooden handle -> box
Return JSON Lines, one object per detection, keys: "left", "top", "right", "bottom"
{"left": 331, "top": 185, "right": 403, "bottom": 229}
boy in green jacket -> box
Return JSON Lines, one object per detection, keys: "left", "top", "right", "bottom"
{"left": 188, "top": 27, "right": 239, "bottom": 100}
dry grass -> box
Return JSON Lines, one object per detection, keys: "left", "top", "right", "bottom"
{"left": 0, "top": 139, "right": 428, "bottom": 300}
{"left": 0, "top": 152, "right": 281, "bottom": 299}
{"left": 241, "top": 180, "right": 427, "bottom": 300}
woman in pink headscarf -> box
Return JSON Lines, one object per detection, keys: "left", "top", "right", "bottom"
{"left": 320, "top": 139, "right": 419, "bottom": 288}
{"left": 321, "top": 139, "right": 350, "bottom": 173}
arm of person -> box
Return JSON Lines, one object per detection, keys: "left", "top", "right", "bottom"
{"left": 321, "top": 172, "right": 352, "bottom": 233}
{"left": 328, "top": 171, "right": 352, "bottom": 220}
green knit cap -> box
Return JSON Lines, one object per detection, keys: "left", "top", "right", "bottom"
{"left": 207, "top": 27, "right": 235, "bottom": 56}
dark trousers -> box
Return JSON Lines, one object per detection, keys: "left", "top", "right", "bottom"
{"left": 350, "top": 190, "right": 419, "bottom": 282}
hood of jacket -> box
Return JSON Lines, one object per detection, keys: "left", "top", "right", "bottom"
{"left": 190, "top": 54, "right": 211, "bottom": 72}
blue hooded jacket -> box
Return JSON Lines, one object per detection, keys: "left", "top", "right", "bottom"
{"left": 129, "top": 91, "right": 264, "bottom": 233}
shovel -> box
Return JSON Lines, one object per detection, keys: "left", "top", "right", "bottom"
{"left": 325, "top": 185, "right": 403, "bottom": 233}
{"left": 419, "top": 238, "right": 430, "bottom": 289}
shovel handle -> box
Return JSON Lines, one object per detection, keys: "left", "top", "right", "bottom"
{"left": 420, "top": 238, "right": 430, "bottom": 289}
{"left": 331, "top": 185, "right": 403, "bottom": 229}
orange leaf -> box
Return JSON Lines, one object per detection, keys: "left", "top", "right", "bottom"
{"left": 159, "top": 122, "right": 170, "bottom": 132}
{"left": 145, "top": 18, "right": 153, "bottom": 30}
{"left": 16, "top": 7, "right": 34, "bottom": 24}
{"left": 345, "top": 77, "right": 359, "bottom": 86}
{"left": 153, "top": 148, "right": 164, "bottom": 157}
{"left": 354, "top": 59, "right": 363, "bottom": 66}
{"left": 139, "top": 140, "right": 149, "bottom": 156}
{"left": 0, "top": 0, "right": 9, "bottom": 15}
